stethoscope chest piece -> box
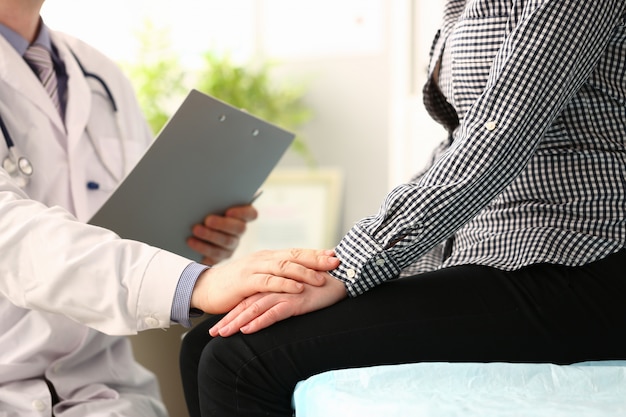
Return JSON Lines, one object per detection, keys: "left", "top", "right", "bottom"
{"left": 3, "top": 149, "right": 33, "bottom": 187}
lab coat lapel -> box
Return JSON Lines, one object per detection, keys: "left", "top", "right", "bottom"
{"left": 51, "top": 33, "right": 91, "bottom": 152}
{"left": 0, "top": 36, "right": 66, "bottom": 134}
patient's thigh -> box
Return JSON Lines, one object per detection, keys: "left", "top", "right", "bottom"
{"left": 191, "top": 249, "right": 626, "bottom": 416}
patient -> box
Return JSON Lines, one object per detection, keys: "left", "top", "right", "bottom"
{"left": 180, "top": 1, "right": 626, "bottom": 416}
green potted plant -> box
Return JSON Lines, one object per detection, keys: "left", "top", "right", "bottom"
{"left": 122, "top": 20, "right": 315, "bottom": 166}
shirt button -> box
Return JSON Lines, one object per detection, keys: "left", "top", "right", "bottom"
{"left": 346, "top": 269, "right": 356, "bottom": 279}
{"left": 144, "top": 317, "right": 159, "bottom": 328}
{"left": 375, "top": 258, "right": 385, "bottom": 266}
{"left": 485, "top": 120, "right": 497, "bottom": 131}
{"left": 32, "top": 399, "right": 46, "bottom": 411}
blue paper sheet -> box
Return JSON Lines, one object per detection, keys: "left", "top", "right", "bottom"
{"left": 293, "top": 361, "right": 626, "bottom": 416}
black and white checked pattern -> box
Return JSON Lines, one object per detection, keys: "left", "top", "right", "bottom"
{"left": 330, "top": 0, "right": 626, "bottom": 297}
{"left": 23, "top": 44, "right": 61, "bottom": 114}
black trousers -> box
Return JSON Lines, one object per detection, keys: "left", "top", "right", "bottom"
{"left": 180, "top": 249, "right": 626, "bottom": 417}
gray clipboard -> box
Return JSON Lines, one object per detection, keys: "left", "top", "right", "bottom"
{"left": 89, "top": 89, "right": 294, "bottom": 261}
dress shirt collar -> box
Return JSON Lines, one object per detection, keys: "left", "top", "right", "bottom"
{"left": 0, "top": 17, "right": 53, "bottom": 57}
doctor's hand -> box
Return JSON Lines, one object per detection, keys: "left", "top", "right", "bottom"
{"left": 209, "top": 274, "right": 348, "bottom": 337}
{"left": 187, "top": 204, "right": 258, "bottom": 265}
{"left": 190, "top": 248, "right": 340, "bottom": 315}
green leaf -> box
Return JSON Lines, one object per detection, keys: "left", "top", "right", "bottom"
{"left": 120, "top": 19, "right": 315, "bottom": 166}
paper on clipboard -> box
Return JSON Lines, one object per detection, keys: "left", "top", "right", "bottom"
{"left": 88, "top": 89, "right": 294, "bottom": 261}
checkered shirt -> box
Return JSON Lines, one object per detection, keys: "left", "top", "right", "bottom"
{"left": 330, "top": 0, "right": 626, "bottom": 297}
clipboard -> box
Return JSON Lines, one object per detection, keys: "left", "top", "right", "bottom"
{"left": 88, "top": 89, "right": 294, "bottom": 261}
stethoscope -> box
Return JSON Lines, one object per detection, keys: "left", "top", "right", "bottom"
{"left": 1, "top": 47, "right": 126, "bottom": 189}
{"left": 0, "top": 115, "right": 32, "bottom": 188}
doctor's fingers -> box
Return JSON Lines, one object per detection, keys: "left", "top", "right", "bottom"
{"left": 223, "top": 205, "right": 258, "bottom": 222}
{"left": 185, "top": 235, "right": 236, "bottom": 266}
{"left": 254, "top": 248, "right": 339, "bottom": 267}
{"left": 201, "top": 205, "right": 258, "bottom": 237}
{"left": 225, "top": 250, "right": 337, "bottom": 289}
{"left": 191, "top": 224, "right": 241, "bottom": 251}
{"left": 250, "top": 248, "right": 340, "bottom": 278}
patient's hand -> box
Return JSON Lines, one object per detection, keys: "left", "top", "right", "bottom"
{"left": 190, "top": 248, "right": 340, "bottom": 315}
{"left": 187, "top": 205, "right": 258, "bottom": 265}
{"left": 209, "top": 274, "right": 348, "bottom": 337}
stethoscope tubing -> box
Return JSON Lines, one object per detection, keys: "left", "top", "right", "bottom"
{"left": 69, "top": 49, "right": 118, "bottom": 112}
{"left": 0, "top": 108, "right": 13, "bottom": 147}
{"left": 1, "top": 46, "right": 123, "bottom": 188}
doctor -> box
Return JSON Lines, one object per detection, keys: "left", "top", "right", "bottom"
{"left": 0, "top": 0, "right": 337, "bottom": 416}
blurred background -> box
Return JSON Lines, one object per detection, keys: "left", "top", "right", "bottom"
{"left": 42, "top": 1, "right": 446, "bottom": 415}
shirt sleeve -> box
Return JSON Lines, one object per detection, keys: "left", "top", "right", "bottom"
{"left": 329, "top": 0, "right": 626, "bottom": 297}
{"left": 170, "top": 262, "right": 209, "bottom": 327}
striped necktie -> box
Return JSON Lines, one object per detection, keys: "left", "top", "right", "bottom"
{"left": 23, "top": 44, "right": 61, "bottom": 115}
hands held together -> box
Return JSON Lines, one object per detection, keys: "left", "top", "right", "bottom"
{"left": 186, "top": 203, "right": 348, "bottom": 336}
{"left": 190, "top": 248, "right": 347, "bottom": 337}
{"left": 209, "top": 271, "right": 348, "bottom": 337}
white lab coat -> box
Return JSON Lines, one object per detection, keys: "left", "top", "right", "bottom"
{"left": 0, "top": 31, "right": 192, "bottom": 416}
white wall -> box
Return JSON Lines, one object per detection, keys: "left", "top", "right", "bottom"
{"left": 250, "top": 0, "right": 447, "bottom": 239}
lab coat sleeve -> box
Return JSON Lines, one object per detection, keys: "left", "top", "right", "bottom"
{"left": 0, "top": 170, "right": 193, "bottom": 335}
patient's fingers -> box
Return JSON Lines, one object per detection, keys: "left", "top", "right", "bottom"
{"left": 211, "top": 293, "right": 296, "bottom": 337}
